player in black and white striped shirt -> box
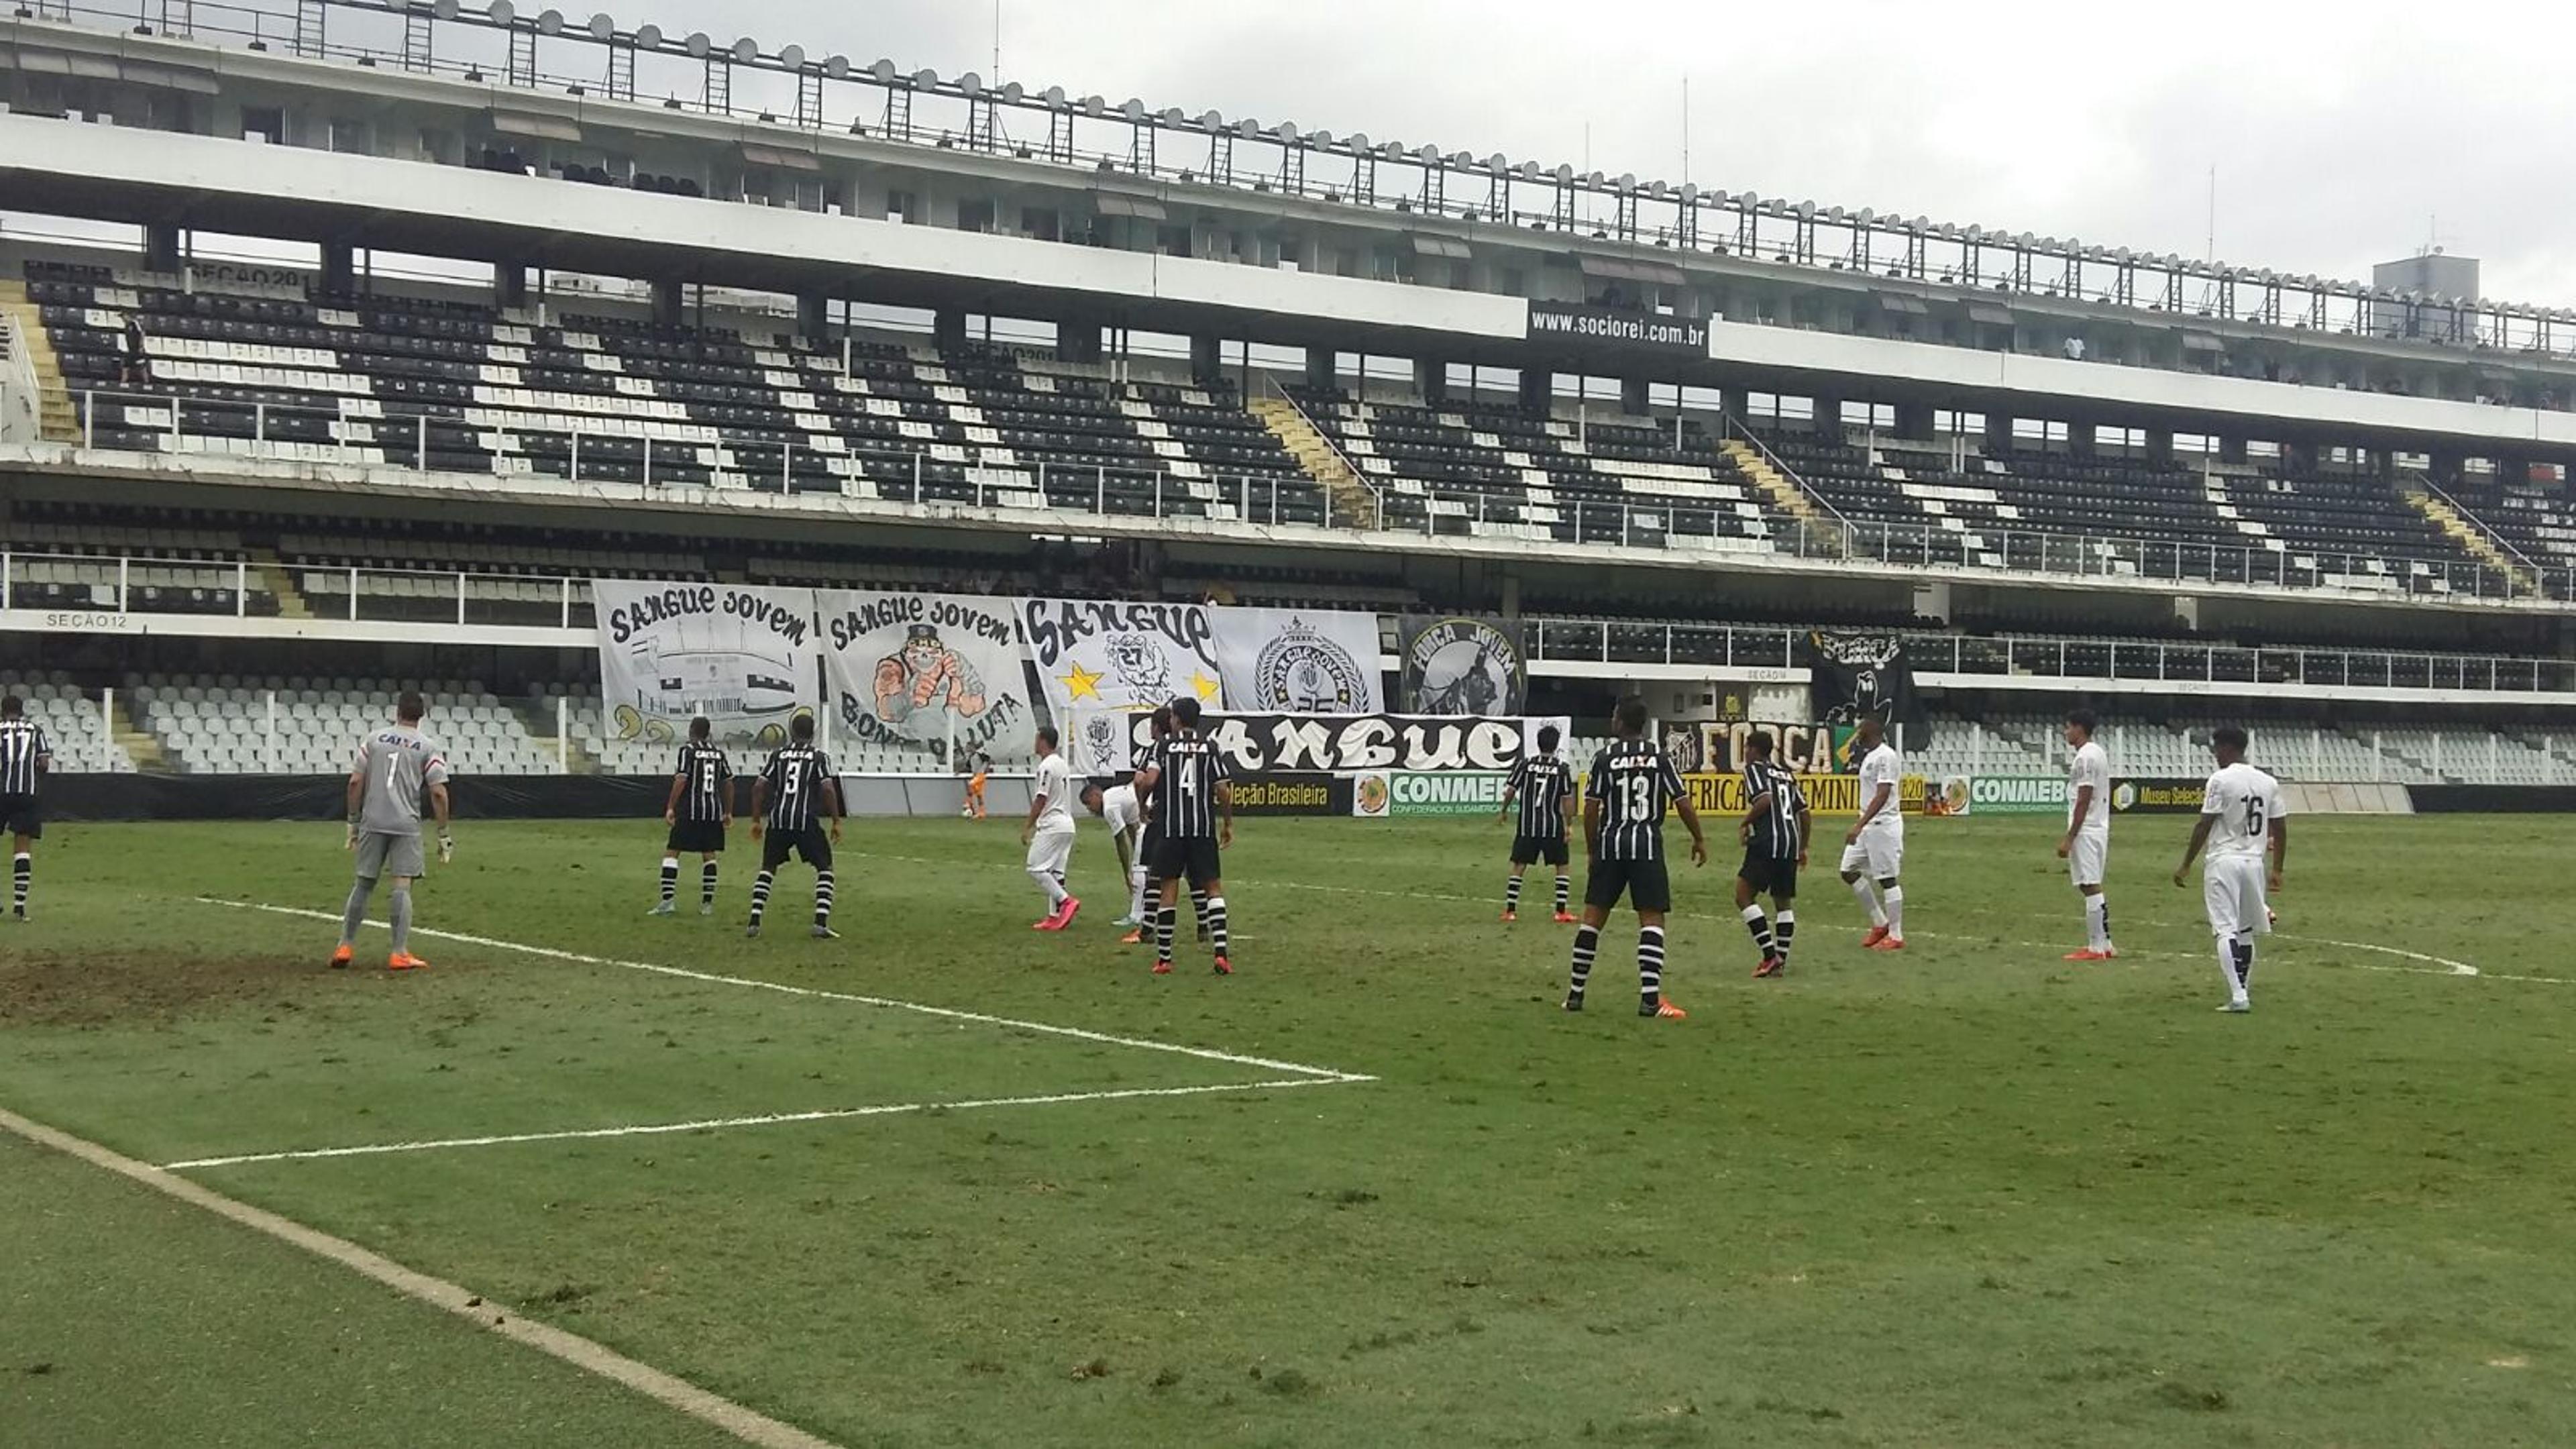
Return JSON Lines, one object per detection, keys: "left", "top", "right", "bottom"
{"left": 1123, "top": 705, "right": 1210, "bottom": 949}
{"left": 1133, "top": 696, "right": 1234, "bottom": 975}
{"left": 1735, "top": 733, "right": 1813, "bottom": 979}
{"left": 746, "top": 714, "right": 842, "bottom": 940}
{"left": 0, "top": 696, "right": 52, "bottom": 921}
{"left": 651, "top": 716, "right": 734, "bottom": 917}
{"left": 1498, "top": 725, "right": 1577, "bottom": 923}
{"left": 1566, "top": 698, "right": 1707, "bottom": 1020}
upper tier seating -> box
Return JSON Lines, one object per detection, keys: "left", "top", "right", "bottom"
{"left": 2444, "top": 472, "right": 2576, "bottom": 592}
{"left": 27, "top": 261, "right": 1326, "bottom": 526}
{"left": 1291, "top": 389, "right": 1797, "bottom": 550}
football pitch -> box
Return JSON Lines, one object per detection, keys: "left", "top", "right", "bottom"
{"left": 3, "top": 813, "right": 2573, "bottom": 1447}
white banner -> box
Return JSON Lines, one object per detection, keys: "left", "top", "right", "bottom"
{"left": 1210, "top": 606, "right": 1385, "bottom": 713}
{"left": 1018, "top": 598, "right": 1225, "bottom": 716}
{"left": 818, "top": 590, "right": 1034, "bottom": 762}
{"left": 594, "top": 582, "right": 820, "bottom": 749}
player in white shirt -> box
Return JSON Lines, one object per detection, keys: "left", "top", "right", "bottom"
{"left": 2058, "top": 709, "right": 2118, "bottom": 961}
{"left": 2171, "top": 726, "right": 2288, "bottom": 1013}
{"left": 1022, "top": 727, "right": 1081, "bottom": 932}
{"left": 1082, "top": 777, "right": 1149, "bottom": 928}
{"left": 1837, "top": 715, "right": 1907, "bottom": 951}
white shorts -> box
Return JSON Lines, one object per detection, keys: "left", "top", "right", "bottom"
{"left": 2066, "top": 830, "right": 2108, "bottom": 889}
{"left": 2201, "top": 856, "right": 2271, "bottom": 940}
{"left": 1839, "top": 825, "right": 1903, "bottom": 881}
{"left": 1026, "top": 824, "right": 1075, "bottom": 877}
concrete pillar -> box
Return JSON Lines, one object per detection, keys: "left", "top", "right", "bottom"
{"left": 1894, "top": 401, "right": 1935, "bottom": 440}
{"left": 1813, "top": 392, "right": 1845, "bottom": 439}
{"left": 144, "top": 223, "right": 183, "bottom": 274}
{"left": 1983, "top": 412, "right": 2015, "bottom": 457}
{"left": 797, "top": 291, "right": 831, "bottom": 343}
{"left": 1191, "top": 335, "right": 1225, "bottom": 389}
{"left": 2428, "top": 450, "right": 2463, "bottom": 484}
{"left": 2284, "top": 441, "right": 2318, "bottom": 476}
{"left": 1620, "top": 376, "right": 1652, "bottom": 417}
{"left": 494, "top": 263, "right": 530, "bottom": 311}
{"left": 651, "top": 278, "right": 686, "bottom": 329}
{"left": 932, "top": 309, "right": 968, "bottom": 352}
{"left": 2495, "top": 454, "right": 2530, "bottom": 489}
{"left": 1415, "top": 358, "right": 1449, "bottom": 407}
{"left": 320, "top": 241, "right": 355, "bottom": 295}
{"left": 2146, "top": 429, "right": 2175, "bottom": 466}
{"left": 2066, "top": 422, "right": 2098, "bottom": 458}
{"left": 1301, "top": 346, "right": 1338, "bottom": 393}
{"left": 2218, "top": 436, "right": 2250, "bottom": 465}
{"left": 1057, "top": 320, "right": 1105, "bottom": 365}
{"left": 1720, "top": 386, "right": 1752, "bottom": 423}
{"left": 1519, "top": 367, "right": 1553, "bottom": 413}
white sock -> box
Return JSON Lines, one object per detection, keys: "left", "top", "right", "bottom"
{"left": 2086, "top": 896, "right": 2110, "bottom": 951}
{"left": 2216, "top": 935, "right": 2247, "bottom": 1004}
{"left": 1848, "top": 877, "right": 1886, "bottom": 928}
{"left": 1029, "top": 866, "right": 1068, "bottom": 908}
{"left": 1882, "top": 885, "right": 1905, "bottom": 940}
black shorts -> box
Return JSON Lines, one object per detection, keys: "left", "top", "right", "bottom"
{"left": 666, "top": 818, "right": 727, "bottom": 855}
{"left": 1737, "top": 851, "right": 1799, "bottom": 899}
{"left": 1585, "top": 856, "right": 1672, "bottom": 914}
{"left": 1511, "top": 834, "right": 1569, "bottom": 867}
{"left": 1138, "top": 821, "right": 1163, "bottom": 876}
{"left": 1150, "top": 835, "right": 1222, "bottom": 890}
{"left": 0, "top": 794, "right": 38, "bottom": 840}
{"left": 759, "top": 825, "right": 833, "bottom": 871}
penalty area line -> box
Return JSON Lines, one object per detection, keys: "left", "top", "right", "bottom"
{"left": 0, "top": 1103, "right": 845, "bottom": 1449}
{"left": 195, "top": 898, "right": 1373, "bottom": 1083}
{"left": 161, "top": 1077, "right": 1358, "bottom": 1171}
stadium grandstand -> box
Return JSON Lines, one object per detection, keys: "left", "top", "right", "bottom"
{"left": 7, "top": 3, "right": 2576, "bottom": 1440}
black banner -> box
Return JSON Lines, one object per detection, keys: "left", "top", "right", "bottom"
{"left": 2408, "top": 785, "right": 2576, "bottom": 814}
{"left": 1225, "top": 773, "right": 1353, "bottom": 817}
{"left": 1525, "top": 301, "right": 1709, "bottom": 356}
{"left": 1805, "top": 631, "right": 1930, "bottom": 740}
{"left": 1397, "top": 616, "right": 1527, "bottom": 715}
{"left": 2108, "top": 778, "right": 2208, "bottom": 815}
{"left": 1119, "top": 712, "right": 1544, "bottom": 775}
{"left": 36, "top": 773, "right": 676, "bottom": 822}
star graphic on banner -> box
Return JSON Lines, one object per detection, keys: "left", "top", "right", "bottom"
{"left": 1059, "top": 663, "right": 1105, "bottom": 702}
{"left": 1191, "top": 672, "right": 1222, "bottom": 702}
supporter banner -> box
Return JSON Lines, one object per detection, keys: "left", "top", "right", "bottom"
{"left": 1695, "top": 720, "right": 1849, "bottom": 775}
{"left": 1804, "top": 631, "right": 1931, "bottom": 741}
{"left": 816, "top": 590, "right": 1032, "bottom": 761}
{"left": 1210, "top": 606, "right": 1385, "bottom": 712}
{"left": 1083, "top": 710, "right": 1570, "bottom": 777}
{"left": 1525, "top": 300, "right": 1711, "bottom": 356}
{"left": 2110, "top": 778, "right": 2208, "bottom": 814}
{"left": 1928, "top": 775, "right": 1973, "bottom": 817}
{"left": 1397, "top": 615, "right": 1527, "bottom": 715}
{"left": 1970, "top": 775, "right": 2069, "bottom": 816}
{"left": 1228, "top": 772, "right": 1353, "bottom": 817}
{"left": 1020, "top": 598, "right": 1224, "bottom": 715}
{"left": 1678, "top": 772, "right": 1931, "bottom": 816}
{"left": 594, "top": 581, "right": 820, "bottom": 749}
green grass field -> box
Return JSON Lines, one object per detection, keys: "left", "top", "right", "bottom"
{"left": 4, "top": 813, "right": 2574, "bottom": 1447}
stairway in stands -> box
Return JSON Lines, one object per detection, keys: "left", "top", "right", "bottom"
{"left": 247, "top": 549, "right": 313, "bottom": 621}
{"left": 0, "top": 279, "right": 78, "bottom": 442}
{"left": 1252, "top": 393, "right": 1376, "bottom": 526}
{"left": 106, "top": 693, "right": 168, "bottom": 771}
{"left": 1719, "top": 437, "right": 1841, "bottom": 555}
{"left": 2399, "top": 477, "right": 2536, "bottom": 592}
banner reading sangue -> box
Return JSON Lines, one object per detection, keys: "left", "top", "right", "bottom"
{"left": 1210, "top": 606, "right": 1385, "bottom": 713}
{"left": 594, "top": 582, "right": 820, "bottom": 749}
{"left": 817, "top": 590, "right": 1031, "bottom": 761}
{"left": 1397, "top": 616, "right": 1527, "bottom": 715}
{"left": 1067, "top": 711, "right": 1571, "bottom": 778}
{"left": 1020, "top": 598, "right": 1225, "bottom": 716}
{"left": 1525, "top": 301, "right": 1710, "bottom": 356}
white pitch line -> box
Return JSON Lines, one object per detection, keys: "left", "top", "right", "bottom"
{"left": 160, "top": 1077, "right": 1350, "bottom": 1171}
{"left": 0, "top": 1104, "right": 843, "bottom": 1449}
{"left": 197, "top": 898, "right": 1371, "bottom": 1082}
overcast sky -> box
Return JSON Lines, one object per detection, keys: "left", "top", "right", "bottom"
{"left": 686, "top": 0, "right": 2570, "bottom": 306}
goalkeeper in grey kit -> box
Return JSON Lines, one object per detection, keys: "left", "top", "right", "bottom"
{"left": 333, "top": 691, "right": 453, "bottom": 971}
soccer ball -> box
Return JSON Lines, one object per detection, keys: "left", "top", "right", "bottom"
{"left": 960, "top": 802, "right": 975, "bottom": 819}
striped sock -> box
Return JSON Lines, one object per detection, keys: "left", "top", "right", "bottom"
{"left": 1206, "top": 896, "right": 1230, "bottom": 957}
{"left": 659, "top": 857, "right": 679, "bottom": 906}
{"left": 1566, "top": 924, "right": 1600, "bottom": 1001}
{"left": 1741, "top": 905, "right": 1774, "bottom": 959}
{"left": 1156, "top": 905, "right": 1177, "bottom": 965}
{"left": 1505, "top": 873, "right": 1524, "bottom": 913}
{"left": 1638, "top": 926, "right": 1668, "bottom": 1012}
{"left": 11, "top": 852, "right": 26, "bottom": 915}
{"left": 1189, "top": 885, "right": 1211, "bottom": 932}
{"left": 814, "top": 870, "right": 835, "bottom": 928}
{"left": 1553, "top": 873, "right": 1570, "bottom": 914}
{"left": 700, "top": 860, "right": 719, "bottom": 906}
{"left": 749, "top": 870, "right": 774, "bottom": 926}
{"left": 1774, "top": 910, "right": 1796, "bottom": 966}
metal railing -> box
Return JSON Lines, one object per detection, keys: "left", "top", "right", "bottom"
{"left": 27, "top": 384, "right": 2576, "bottom": 604}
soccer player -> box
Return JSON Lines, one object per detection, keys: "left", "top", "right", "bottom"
{"left": 1737, "top": 733, "right": 1811, "bottom": 979}
{"left": 1124, "top": 705, "right": 1210, "bottom": 947}
{"left": 651, "top": 715, "right": 732, "bottom": 917}
{"left": 1839, "top": 715, "right": 1907, "bottom": 951}
{"left": 1133, "top": 696, "right": 1234, "bottom": 975}
{"left": 1081, "top": 777, "right": 1148, "bottom": 928}
{"left": 332, "top": 692, "right": 451, "bottom": 971}
{"left": 1498, "top": 724, "right": 1576, "bottom": 924}
{"left": 1565, "top": 698, "right": 1707, "bottom": 1019}
{"left": 0, "top": 696, "right": 52, "bottom": 921}
{"left": 747, "top": 714, "right": 843, "bottom": 940}
{"left": 1022, "top": 726, "right": 1081, "bottom": 931}
{"left": 2059, "top": 709, "right": 2117, "bottom": 960}
{"left": 2173, "top": 726, "right": 2286, "bottom": 1014}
